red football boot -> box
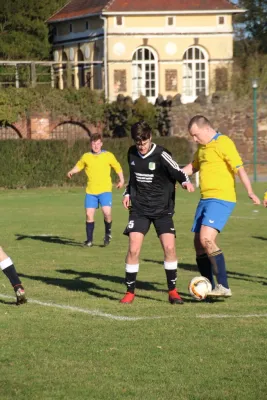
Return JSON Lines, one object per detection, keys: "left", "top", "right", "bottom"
{"left": 120, "top": 292, "right": 135, "bottom": 304}
{"left": 168, "top": 289, "right": 184, "bottom": 304}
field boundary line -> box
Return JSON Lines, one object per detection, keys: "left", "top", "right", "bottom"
{"left": 0, "top": 293, "right": 167, "bottom": 321}
{"left": 197, "top": 313, "right": 267, "bottom": 319}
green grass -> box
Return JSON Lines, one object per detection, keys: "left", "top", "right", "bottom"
{"left": 0, "top": 184, "right": 267, "bottom": 400}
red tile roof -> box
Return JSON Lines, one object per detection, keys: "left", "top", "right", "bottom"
{"left": 48, "top": 0, "right": 241, "bottom": 23}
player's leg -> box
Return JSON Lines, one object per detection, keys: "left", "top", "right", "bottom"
{"left": 199, "top": 199, "right": 235, "bottom": 297}
{"left": 156, "top": 216, "right": 183, "bottom": 304}
{"left": 120, "top": 215, "right": 150, "bottom": 303}
{"left": 84, "top": 194, "right": 97, "bottom": 246}
{"left": 0, "top": 246, "right": 27, "bottom": 305}
{"left": 99, "top": 192, "right": 113, "bottom": 246}
{"left": 192, "top": 200, "right": 215, "bottom": 288}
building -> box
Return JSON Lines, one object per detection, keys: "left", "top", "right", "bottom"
{"left": 47, "top": 0, "right": 244, "bottom": 103}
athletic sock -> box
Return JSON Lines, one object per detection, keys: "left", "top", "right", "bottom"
{"left": 209, "top": 250, "right": 229, "bottom": 288}
{"left": 104, "top": 220, "right": 112, "bottom": 236}
{"left": 0, "top": 258, "right": 22, "bottom": 289}
{"left": 125, "top": 264, "right": 139, "bottom": 293}
{"left": 196, "top": 253, "right": 215, "bottom": 289}
{"left": 86, "top": 222, "right": 94, "bottom": 242}
{"left": 164, "top": 261, "right": 177, "bottom": 291}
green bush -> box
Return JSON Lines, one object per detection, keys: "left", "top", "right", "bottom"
{"left": 0, "top": 137, "right": 192, "bottom": 188}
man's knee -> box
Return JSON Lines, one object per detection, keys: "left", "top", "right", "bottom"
{"left": 200, "top": 235, "right": 216, "bottom": 253}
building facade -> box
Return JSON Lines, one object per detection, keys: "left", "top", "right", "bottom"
{"left": 47, "top": 0, "right": 244, "bottom": 103}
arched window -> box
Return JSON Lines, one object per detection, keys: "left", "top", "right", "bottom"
{"left": 182, "top": 46, "right": 209, "bottom": 103}
{"left": 77, "top": 49, "right": 85, "bottom": 88}
{"left": 132, "top": 47, "right": 158, "bottom": 103}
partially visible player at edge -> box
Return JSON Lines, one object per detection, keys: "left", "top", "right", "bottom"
{"left": 183, "top": 115, "right": 261, "bottom": 298}
{"left": 120, "top": 121, "right": 195, "bottom": 305}
{"left": 0, "top": 246, "right": 27, "bottom": 305}
{"left": 263, "top": 191, "right": 267, "bottom": 207}
{"left": 67, "top": 133, "right": 124, "bottom": 247}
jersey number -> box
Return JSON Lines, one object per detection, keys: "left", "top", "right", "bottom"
{"left": 128, "top": 220, "right": 134, "bottom": 229}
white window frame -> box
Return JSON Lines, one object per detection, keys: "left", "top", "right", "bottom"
{"left": 131, "top": 46, "right": 158, "bottom": 103}
{"left": 217, "top": 15, "right": 226, "bottom": 25}
{"left": 182, "top": 46, "right": 209, "bottom": 104}
{"left": 114, "top": 16, "right": 124, "bottom": 27}
{"left": 166, "top": 16, "right": 175, "bottom": 27}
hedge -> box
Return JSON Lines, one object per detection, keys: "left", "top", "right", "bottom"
{"left": 0, "top": 137, "right": 193, "bottom": 188}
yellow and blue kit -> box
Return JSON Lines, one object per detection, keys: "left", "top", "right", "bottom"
{"left": 264, "top": 192, "right": 267, "bottom": 201}
{"left": 192, "top": 133, "right": 243, "bottom": 232}
{"left": 76, "top": 150, "right": 122, "bottom": 195}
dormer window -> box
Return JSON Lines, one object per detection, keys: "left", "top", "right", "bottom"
{"left": 218, "top": 16, "right": 225, "bottom": 25}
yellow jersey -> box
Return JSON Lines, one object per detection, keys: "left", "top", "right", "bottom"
{"left": 76, "top": 151, "right": 122, "bottom": 195}
{"left": 264, "top": 192, "right": 267, "bottom": 200}
{"left": 192, "top": 133, "right": 243, "bottom": 202}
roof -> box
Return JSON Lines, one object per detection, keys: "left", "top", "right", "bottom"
{"left": 48, "top": 0, "right": 242, "bottom": 23}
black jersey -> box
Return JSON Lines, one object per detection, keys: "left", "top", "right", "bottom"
{"left": 124, "top": 143, "right": 190, "bottom": 218}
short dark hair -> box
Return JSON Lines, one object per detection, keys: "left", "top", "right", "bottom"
{"left": 90, "top": 133, "right": 103, "bottom": 142}
{"left": 188, "top": 115, "right": 212, "bottom": 132}
{"left": 131, "top": 121, "right": 152, "bottom": 142}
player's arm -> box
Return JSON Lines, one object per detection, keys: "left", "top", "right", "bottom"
{"left": 67, "top": 155, "right": 85, "bottom": 178}
{"left": 182, "top": 151, "right": 199, "bottom": 176}
{"left": 219, "top": 137, "right": 260, "bottom": 205}
{"left": 161, "top": 151, "right": 194, "bottom": 192}
{"left": 237, "top": 167, "right": 261, "bottom": 205}
{"left": 108, "top": 153, "right": 125, "bottom": 188}
{"left": 122, "top": 149, "right": 132, "bottom": 209}
{"left": 263, "top": 191, "right": 267, "bottom": 207}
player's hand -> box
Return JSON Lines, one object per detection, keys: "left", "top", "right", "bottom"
{"left": 263, "top": 200, "right": 267, "bottom": 208}
{"left": 67, "top": 171, "right": 73, "bottom": 179}
{"left": 182, "top": 182, "right": 195, "bottom": 192}
{"left": 248, "top": 192, "right": 261, "bottom": 205}
{"left": 122, "top": 195, "right": 130, "bottom": 209}
{"left": 116, "top": 181, "right": 124, "bottom": 189}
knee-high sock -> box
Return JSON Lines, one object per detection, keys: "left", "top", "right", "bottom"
{"left": 125, "top": 264, "right": 139, "bottom": 293}
{"left": 196, "top": 253, "right": 215, "bottom": 289}
{"left": 86, "top": 222, "right": 94, "bottom": 242}
{"left": 209, "top": 250, "right": 229, "bottom": 289}
{"left": 164, "top": 261, "right": 177, "bottom": 291}
{"left": 0, "top": 257, "right": 22, "bottom": 290}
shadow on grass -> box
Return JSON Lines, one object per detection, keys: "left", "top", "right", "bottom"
{"left": 15, "top": 233, "right": 83, "bottom": 247}
{"left": 0, "top": 298, "right": 16, "bottom": 305}
{"left": 19, "top": 270, "right": 166, "bottom": 302}
{"left": 252, "top": 236, "right": 267, "bottom": 241}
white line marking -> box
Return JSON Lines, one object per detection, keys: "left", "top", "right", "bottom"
{"left": 0, "top": 293, "right": 166, "bottom": 321}
{"left": 197, "top": 313, "right": 267, "bottom": 319}
{"left": 1, "top": 293, "right": 267, "bottom": 321}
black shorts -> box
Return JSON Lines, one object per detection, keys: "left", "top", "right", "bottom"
{"left": 123, "top": 212, "right": 176, "bottom": 237}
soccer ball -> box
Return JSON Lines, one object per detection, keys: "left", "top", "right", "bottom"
{"left": 188, "top": 276, "right": 212, "bottom": 301}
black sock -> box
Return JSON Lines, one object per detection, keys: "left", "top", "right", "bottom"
{"left": 125, "top": 272, "right": 137, "bottom": 293}
{"left": 2, "top": 264, "right": 22, "bottom": 289}
{"left": 104, "top": 220, "right": 112, "bottom": 236}
{"left": 165, "top": 269, "right": 177, "bottom": 291}
{"left": 209, "top": 250, "right": 229, "bottom": 288}
{"left": 196, "top": 253, "right": 215, "bottom": 289}
{"left": 86, "top": 222, "right": 94, "bottom": 242}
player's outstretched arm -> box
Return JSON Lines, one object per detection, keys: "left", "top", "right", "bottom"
{"left": 161, "top": 151, "right": 194, "bottom": 191}
{"left": 67, "top": 166, "right": 80, "bottom": 179}
{"left": 237, "top": 167, "right": 261, "bottom": 205}
{"left": 116, "top": 171, "right": 125, "bottom": 189}
{"left": 263, "top": 192, "right": 267, "bottom": 207}
{"left": 182, "top": 163, "right": 196, "bottom": 176}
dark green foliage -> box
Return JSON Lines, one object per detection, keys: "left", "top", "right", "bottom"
{"left": 0, "top": 137, "right": 192, "bottom": 188}
{"left": 0, "top": 0, "right": 66, "bottom": 60}
{"left": 0, "top": 87, "right": 105, "bottom": 124}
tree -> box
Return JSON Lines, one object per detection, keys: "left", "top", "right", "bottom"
{"left": 234, "top": 1, "right": 267, "bottom": 53}
{"left": 0, "top": 0, "right": 66, "bottom": 60}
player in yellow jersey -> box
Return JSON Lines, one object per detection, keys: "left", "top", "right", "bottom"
{"left": 183, "top": 115, "right": 261, "bottom": 298}
{"left": 67, "top": 133, "right": 124, "bottom": 247}
{"left": 263, "top": 192, "right": 267, "bottom": 207}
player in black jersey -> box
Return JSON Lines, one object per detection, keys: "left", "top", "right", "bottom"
{"left": 120, "top": 122, "right": 194, "bottom": 304}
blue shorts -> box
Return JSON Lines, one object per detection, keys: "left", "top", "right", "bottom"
{"left": 191, "top": 198, "right": 236, "bottom": 233}
{"left": 84, "top": 192, "right": 112, "bottom": 209}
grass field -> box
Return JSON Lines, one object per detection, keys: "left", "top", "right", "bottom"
{"left": 0, "top": 184, "right": 267, "bottom": 400}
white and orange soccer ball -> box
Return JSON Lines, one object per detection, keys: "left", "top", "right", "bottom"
{"left": 188, "top": 276, "right": 212, "bottom": 301}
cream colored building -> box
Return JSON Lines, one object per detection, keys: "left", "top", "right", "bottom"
{"left": 48, "top": 0, "right": 245, "bottom": 103}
